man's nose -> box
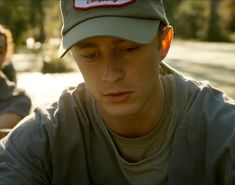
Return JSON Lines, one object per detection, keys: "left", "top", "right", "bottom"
{"left": 101, "top": 54, "right": 124, "bottom": 82}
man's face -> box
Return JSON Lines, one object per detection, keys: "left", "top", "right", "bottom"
{"left": 71, "top": 34, "right": 162, "bottom": 118}
{"left": 0, "top": 35, "right": 7, "bottom": 68}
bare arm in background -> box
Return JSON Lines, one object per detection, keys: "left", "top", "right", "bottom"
{"left": 0, "top": 112, "right": 22, "bottom": 129}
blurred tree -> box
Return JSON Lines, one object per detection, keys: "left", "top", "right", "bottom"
{"left": 173, "top": 0, "right": 210, "bottom": 40}
{"left": 164, "top": 0, "right": 183, "bottom": 26}
{"left": 218, "top": 0, "right": 235, "bottom": 41}
{"left": 43, "top": 0, "right": 61, "bottom": 40}
{"left": 0, "top": 0, "right": 60, "bottom": 46}
{"left": 206, "top": 0, "right": 223, "bottom": 41}
{"left": 29, "top": 0, "right": 45, "bottom": 43}
{"left": 167, "top": 0, "right": 234, "bottom": 42}
{"left": 0, "top": 0, "right": 30, "bottom": 45}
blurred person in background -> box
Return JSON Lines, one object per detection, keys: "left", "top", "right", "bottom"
{"left": 0, "top": 24, "right": 16, "bottom": 83}
{"left": 0, "top": 24, "right": 31, "bottom": 130}
{"left": 0, "top": 0, "right": 235, "bottom": 185}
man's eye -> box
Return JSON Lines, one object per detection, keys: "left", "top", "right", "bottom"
{"left": 81, "top": 52, "right": 100, "bottom": 60}
{"left": 119, "top": 46, "right": 140, "bottom": 53}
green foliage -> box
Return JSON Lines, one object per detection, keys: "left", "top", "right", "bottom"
{"left": 164, "top": 0, "right": 235, "bottom": 42}
{"left": 43, "top": 1, "right": 61, "bottom": 40}
{"left": 0, "top": 0, "right": 60, "bottom": 46}
{"left": 164, "top": 0, "right": 183, "bottom": 25}
{"left": 0, "top": 0, "right": 30, "bottom": 45}
{"left": 218, "top": 0, "right": 235, "bottom": 41}
{"left": 175, "top": 1, "right": 210, "bottom": 40}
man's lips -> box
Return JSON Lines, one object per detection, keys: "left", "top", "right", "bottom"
{"left": 103, "top": 91, "right": 133, "bottom": 103}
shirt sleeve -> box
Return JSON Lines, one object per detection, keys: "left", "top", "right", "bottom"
{"left": 0, "top": 110, "right": 52, "bottom": 185}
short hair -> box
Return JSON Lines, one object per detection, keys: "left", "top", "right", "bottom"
{"left": 0, "top": 24, "right": 14, "bottom": 67}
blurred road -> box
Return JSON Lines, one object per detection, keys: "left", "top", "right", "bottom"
{"left": 167, "top": 40, "right": 235, "bottom": 99}
{"left": 17, "top": 72, "right": 84, "bottom": 111}
{"left": 13, "top": 40, "right": 235, "bottom": 111}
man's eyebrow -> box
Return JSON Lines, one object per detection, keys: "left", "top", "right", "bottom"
{"left": 75, "top": 42, "right": 98, "bottom": 49}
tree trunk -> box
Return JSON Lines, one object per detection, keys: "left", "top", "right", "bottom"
{"left": 207, "top": 0, "right": 221, "bottom": 41}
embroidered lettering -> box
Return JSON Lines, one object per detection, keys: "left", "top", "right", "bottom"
{"left": 74, "top": 0, "right": 135, "bottom": 10}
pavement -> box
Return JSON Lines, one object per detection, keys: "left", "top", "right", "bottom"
{"left": 17, "top": 72, "right": 84, "bottom": 111}
{"left": 12, "top": 40, "right": 235, "bottom": 111}
{"left": 166, "top": 40, "right": 235, "bottom": 99}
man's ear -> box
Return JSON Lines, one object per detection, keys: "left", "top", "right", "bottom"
{"left": 160, "top": 26, "right": 173, "bottom": 60}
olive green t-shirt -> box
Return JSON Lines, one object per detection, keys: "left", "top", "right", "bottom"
{"left": 108, "top": 74, "right": 175, "bottom": 185}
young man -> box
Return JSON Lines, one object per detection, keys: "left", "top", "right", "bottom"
{"left": 0, "top": 0, "right": 235, "bottom": 184}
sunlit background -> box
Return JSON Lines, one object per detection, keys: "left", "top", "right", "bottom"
{"left": 0, "top": 0, "right": 234, "bottom": 111}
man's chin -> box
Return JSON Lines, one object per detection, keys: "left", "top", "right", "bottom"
{"left": 99, "top": 103, "right": 139, "bottom": 118}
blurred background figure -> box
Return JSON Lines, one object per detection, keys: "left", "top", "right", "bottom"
{"left": 0, "top": 24, "right": 31, "bottom": 135}
{"left": 0, "top": 24, "right": 17, "bottom": 83}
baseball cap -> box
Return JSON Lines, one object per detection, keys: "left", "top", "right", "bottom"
{"left": 58, "top": 0, "right": 169, "bottom": 58}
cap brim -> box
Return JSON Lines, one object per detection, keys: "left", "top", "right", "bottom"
{"left": 58, "top": 17, "right": 160, "bottom": 58}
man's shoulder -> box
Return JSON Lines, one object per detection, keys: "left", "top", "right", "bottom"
{"left": 58, "top": 82, "right": 92, "bottom": 109}
{"left": 163, "top": 62, "right": 235, "bottom": 126}
{"left": 164, "top": 62, "right": 235, "bottom": 108}
{"left": 59, "top": 82, "right": 86, "bottom": 100}
{"left": 179, "top": 74, "right": 235, "bottom": 113}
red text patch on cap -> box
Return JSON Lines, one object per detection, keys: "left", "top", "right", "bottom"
{"left": 74, "top": 0, "right": 135, "bottom": 10}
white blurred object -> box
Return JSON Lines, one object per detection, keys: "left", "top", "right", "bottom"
{"left": 26, "top": 37, "right": 35, "bottom": 49}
